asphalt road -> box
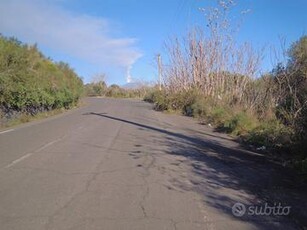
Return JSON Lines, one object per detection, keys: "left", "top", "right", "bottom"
{"left": 0, "top": 98, "right": 306, "bottom": 230}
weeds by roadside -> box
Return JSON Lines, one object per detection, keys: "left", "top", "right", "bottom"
{"left": 0, "top": 101, "right": 82, "bottom": 130}
{"left": 143, "top": 87, "right": 306, "bottom": 175}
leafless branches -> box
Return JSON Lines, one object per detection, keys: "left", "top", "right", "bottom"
{"left": 162, "top": 0, "right": 262, "bottom": 108}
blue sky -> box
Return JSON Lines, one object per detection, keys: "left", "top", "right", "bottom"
{"left": 0, "top": 0, "right": 306, "bottom": 85}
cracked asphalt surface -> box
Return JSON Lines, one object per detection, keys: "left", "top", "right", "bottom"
{"left": 0, "top": 98, "right": 306, "bottom": 230}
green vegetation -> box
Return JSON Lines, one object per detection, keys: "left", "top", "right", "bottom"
{"left": 0, "top": 35, "right": 83, "bottom": 127}
{"left": 145, "top": 35, "right": 307, "bottom": 172}
{"left": 84, "top": 81, "right": 107, "bottom": 97}
{"left": 143, "top": 0, "right": 307, "bottom": 173}
{"left": 85, "top": 82, "right": 151, "bottom": 99}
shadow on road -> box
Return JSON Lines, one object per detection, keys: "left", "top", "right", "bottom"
{"left": 85, "top": 112, "right": 307, "bottom": 229}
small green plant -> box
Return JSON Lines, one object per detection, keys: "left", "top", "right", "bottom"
{"left": 223, "top": 112, "right": 258, "bottom": 135}
{"left": 210, "top": 107, "right": 229, "bottom": 125}
{"left": 190, "top": 96, "right": 215, "bottom": 123}
{"left": 245, "top": 119, "right": 292, "bottom": 148}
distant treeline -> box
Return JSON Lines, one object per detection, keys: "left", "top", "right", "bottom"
{"left": 84, "top": 81, "right": 150, "bottom": 99}
{"left": 0, "top": 35, "right": 83, "bottom": 118}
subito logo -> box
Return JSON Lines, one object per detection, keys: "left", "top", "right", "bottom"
{"left": 232, "top": 202, "right": 246, "bottom": 217}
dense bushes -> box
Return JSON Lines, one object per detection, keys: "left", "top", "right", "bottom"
{"left": 144, "top": 88, "right": 199, "bottom": 113}
{"left": 145, "top": 87, "right": 294, "bottom": 152}
{"left": 145, "top": 35, "right": 307, "bottom": 172}
{"left": 105, "top": 84, "right": 128, "bottom": 98}
{"left": 272, "top": 36, "right": 307, "bottom": 149}
{"left": 84, "top": 81, "right": 107, "bottom": 97}
{"left": 143, "top": 0, "right": 307, "bottom": 172}
{"left": 0, "top": 36, "right": 83, "bottom": 120}
{"left": 245, "top": 120, "right": 292, "bottom": 149}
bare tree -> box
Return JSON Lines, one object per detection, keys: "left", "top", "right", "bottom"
{"left": 162, "top": 0, "right": 262, "bottom": 107}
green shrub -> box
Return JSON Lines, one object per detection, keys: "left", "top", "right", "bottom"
{"left": 153, "top": 91, "right": 170, "bottom": 111}
{"left": 223, "top": 112, "right": 259, "bottom": 135}
{"left": 191, "top": 97, "right": 231, "bottom": 125}
{"left": 245, "top": 119, "right": 293, "bottom": 148}
{"left": 210, "top": 106, "right": 231, "bottom": 125}
{"left": 143, "top": 90, "right": 156, "bottom": 103}
{"left": 174, "top": 90, "right": 200, "bottom": 115}
{"left": 143, "top": 89, "right": 167, "bottom": 110}
{"left": 191, "top": 97, "right": 212, "bottom": 122}
{"left": 84, "top": 81, "right": 107, "bottom": 97}
{"left": 144, "top": 88, "right": 201, "bottom": 113}
{"left": 0, "top": 35, "right": 83, "bottom": 117}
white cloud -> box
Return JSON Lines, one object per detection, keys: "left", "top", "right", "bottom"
{"left": 0, "top": 0, "right": 142, "bottom": 80}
